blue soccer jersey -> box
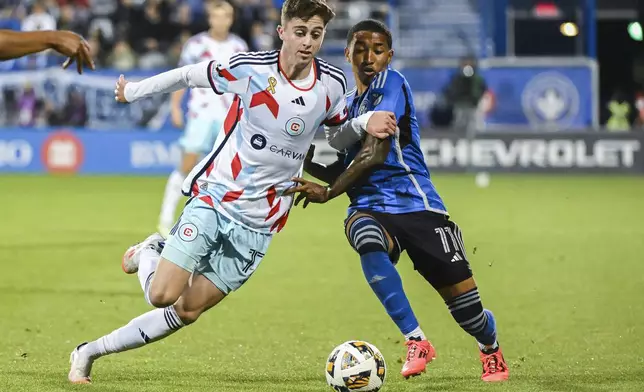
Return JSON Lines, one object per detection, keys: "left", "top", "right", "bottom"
{"left": 344, "top": 68, "right": 447, "bottom": 215}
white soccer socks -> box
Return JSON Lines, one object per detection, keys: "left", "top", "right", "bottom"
{"left": 83, "top": 306, "right": 184, "bottom": 360}
{"left": 137, "top": 247, "right": 160, "bottom": 306}
{"left": 159, "top": 170, "right": 186, "bottom": 230}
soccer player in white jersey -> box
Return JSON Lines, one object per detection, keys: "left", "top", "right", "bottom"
{"left": 67, "top": 0, "right": 397, "bottom": 384}
{"left": 158, "top": 0, "right": 248, "bottom": 238}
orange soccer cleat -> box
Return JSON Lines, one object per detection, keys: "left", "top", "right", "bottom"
{"left": 401, "top": 339, "right": 436, "bottom": 379}
{"left": 480, "top": 346, "right": 509, "bottom": 382}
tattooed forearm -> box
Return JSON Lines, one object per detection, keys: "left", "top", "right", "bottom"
{"left": 327, "top": 135, "right": 390, "bottom": 200}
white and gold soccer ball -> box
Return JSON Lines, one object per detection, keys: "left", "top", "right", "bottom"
{"left": 325, "top": 340, "right": 386, "bottom": 392}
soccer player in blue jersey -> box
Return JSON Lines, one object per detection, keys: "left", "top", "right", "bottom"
{"left": 285, "top": 19, "right": 509, "bottom": 382}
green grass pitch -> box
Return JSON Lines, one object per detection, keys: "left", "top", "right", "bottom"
{"left": 1, "top": 174, "right": 643, "bottom": 392}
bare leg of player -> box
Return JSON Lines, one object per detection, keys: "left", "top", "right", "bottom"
{"left": 68, "top": 239, "right": 225, "bottom": 384}
{"left": 438, "top": 277, "right": 509, "bottom": 382}
{"left": 158, "top": 152, "right": 198, "bottom": 238}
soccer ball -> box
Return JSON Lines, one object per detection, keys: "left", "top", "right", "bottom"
{"left": 475, "top": 171, "right": 491, "bottom": 188}
{"left": 325, "top": 340, "right": 386, "bottom": 392}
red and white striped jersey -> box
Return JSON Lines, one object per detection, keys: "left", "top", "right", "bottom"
{"left": 179, "top": 32, "right": 248, "bottom": 121}
{"left": 181, "top": 51, "right": 348, "bottom": 233}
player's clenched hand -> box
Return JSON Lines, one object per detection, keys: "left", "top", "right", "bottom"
{"left": 52, "top": 31, "right": 95, "bottom": 74}
{"left": 283, "top": 177, "right": 329, "bottom": 209}
{"left": 365, "top": 111, "right": 397, "bottom": 139}
{"left": 115, "top": 75, "right": 129, "bottom": 103}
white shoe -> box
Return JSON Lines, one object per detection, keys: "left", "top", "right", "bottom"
{"left": 68, "top": 342, "right": 93, "bottom": 384}
{"left": 122, "top": 233, "right": 165, "bottom": 274}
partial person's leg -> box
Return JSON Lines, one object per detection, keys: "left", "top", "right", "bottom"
{"left": 158, "top": 152, "right": 198, "bottom": 237}
{"left": 69, "top": 198, "right": 223, "bottom": 384}
{"left": 345, "top": 213, "right": 424, "bottom": 339}
{"left": 410, "top": 215, "right": 508, "bottom": 382}
{"left": 344, "top": 212, "right": 435, "bottom": 378}
{"left": 169, "top": 271, "right": 226, "bottom": 325}
{"left": 69, "top": 271, "right": 225, "bottom": 384}
{"left": 439, "top": 276, "right": 508, "bottom": 382}
{"left": 122, "top": 232, "right": 192, "bottom": 306}
{"left": 158, "top": 116, "right": 215, "bottom": 236}
{"left": 438, "top": 278, "right": 497, "bottom": 352}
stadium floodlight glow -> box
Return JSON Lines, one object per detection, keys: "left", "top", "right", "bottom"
{"left": 628, "top": 22, "right": 643, "bottom": 41}
{"left": 559, "top": 22, "right": 579, "bottom": 37}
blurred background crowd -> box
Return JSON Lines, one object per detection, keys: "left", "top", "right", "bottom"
{"left": 0, "top": 0, "right": 392, "bottom": 70}
{"left": 1, "top": 0, "right": 289, "bottom": 71}
{"left": 1, "top": 0, "right": 644, "bottom": 132}
{"left": 0, "top": 0, "right": 394, "bottom": 129}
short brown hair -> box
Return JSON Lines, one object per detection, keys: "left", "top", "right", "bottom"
{"left": 281, "top": 0, "right": 335, "bottom": 26}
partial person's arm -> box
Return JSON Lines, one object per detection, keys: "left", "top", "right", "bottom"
{"left": 324, "top": 112, "right": 372, "bottom": 151}
{"left": 118, "top": 57, "right": 253, "bottom": 103}
{"left": 0, "top": 30, "right": 55, "bottom": 59}
{"left": 324, "top": 111, "right": 397, "bottom": 152}
{"left": 285, "top": 135, "right": 390, "bottom": 208}
{"left": 120, "top": 62, "right": 212, "bottom": 103}
{"left": 325, "top": 135, "right": 389, "bottom": 200}
{"left": 0, "top": 30, "right": 94, "bottom": 73}
{"left": 302, "top": 145, "right": 346, "bottom": 185}
{"left": 170, "top": 89, "right": 187, "bottom": 128}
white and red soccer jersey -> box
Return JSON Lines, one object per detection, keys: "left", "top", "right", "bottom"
{"left": 181, "top": 50, "right": 348, "bottom": 233}
{"left": 179, "top": 32, "right": 248, "bottom": 121}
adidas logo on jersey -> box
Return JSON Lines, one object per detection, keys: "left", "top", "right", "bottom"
{"left": 291, "top": 96, "right": 305, "bottom": 106}
{"left": 451, "top": 253, "right": 464, "bottom": 263}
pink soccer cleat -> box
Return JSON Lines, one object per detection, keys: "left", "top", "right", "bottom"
{"left": 401, "top": 339, "right": 436, "bottom": 379}
{"left": 480, "top": 346, "right": 509, "bottom": 382}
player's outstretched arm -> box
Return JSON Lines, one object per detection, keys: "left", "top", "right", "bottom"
{"left": 0, "top": 30, "right": 94, "bottom": 73}
{"left": 115, "top": 61, "right": 213, "bottom": 103}
{"left": 302, "top": 145, "right": 345, "bottom": 184}
{"left": 285, "top": 135, "right": 390, "bottom": 208}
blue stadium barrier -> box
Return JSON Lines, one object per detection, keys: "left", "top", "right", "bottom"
{"left": 0, "top": 128, "right": 181, "bottom": 174}
{"left": 1, "top": 127, "right": 641, "bottom": 175}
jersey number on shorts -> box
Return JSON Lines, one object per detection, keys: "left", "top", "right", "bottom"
{"left": 434, "top": 226, "right": 467, "bottom": 259}
{"left": 244, "top": 249, "right": 265, "bottom": 273}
